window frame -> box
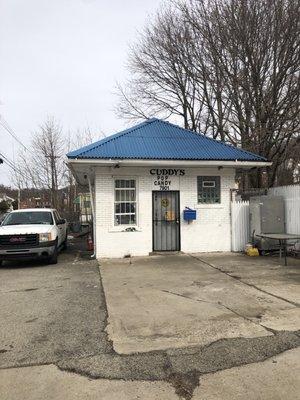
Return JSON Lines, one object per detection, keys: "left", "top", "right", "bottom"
{"left": 197, "top": 176, "right": 221, "bottom": 204}
{"left": 113, "top": 177, "right": 138, "bottom": 226}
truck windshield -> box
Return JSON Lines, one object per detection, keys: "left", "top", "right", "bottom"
{"left": 2, "top": 211, "right": 54, "bottom": 226}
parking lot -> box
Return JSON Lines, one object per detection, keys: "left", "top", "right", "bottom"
{"left": 0, "top": 246, "right": 299, "bottom": 399}
{"left": 101, "top": 253, "right": 300, "bottom": 354}
{"left": 0, "top": 243, "right": 112, "bottom": 369}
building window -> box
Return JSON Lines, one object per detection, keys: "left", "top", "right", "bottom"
{"left": 197, "top": 176, "right": 221, "bottom": 204}
{"left": 83, "top": 200, "right": 91, "bottom": 208}
{"left": 114, "top": 179, "right": 137, "bottom": 225}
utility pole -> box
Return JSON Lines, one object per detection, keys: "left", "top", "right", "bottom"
{"left": 18, "top": 188, "right": 20, "bottom": 209}
{"left": 45, "top": 154, "right": 59, "bottom": 209}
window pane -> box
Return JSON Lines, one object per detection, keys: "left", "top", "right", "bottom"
{"left": 115, "top": 203, "right": 121, "bottom": 214}
{"left": 124, "top": 190, "right": 129, "bottom": 202}
{"left": 129, "top": 214, "right": 136, "bottom": 224}
{"left": 120, "top": 215, "right": 130, "bottom": 225}
{"left": 130, "top": 189, "right": 136, "bottom": 201}
{"left": 124, "top": 203, "right": 135, "bottom": 213}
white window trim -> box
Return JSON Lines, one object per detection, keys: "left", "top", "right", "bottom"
{"left": 112, "top": 176, "right": 139, "bottom": 230}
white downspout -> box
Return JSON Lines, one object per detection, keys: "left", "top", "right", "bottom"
{"left": 87, "top": 174, "right": 96, "bottom": 259}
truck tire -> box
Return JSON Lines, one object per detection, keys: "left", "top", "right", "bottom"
{"left": 48, "top": 241, "right": 58, "bottom": 265}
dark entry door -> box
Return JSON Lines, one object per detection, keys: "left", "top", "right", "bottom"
{"left": 152, "top": 191, "right": 180, "bottom": 251}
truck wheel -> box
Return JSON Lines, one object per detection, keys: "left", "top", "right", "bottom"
{"left": 48, "top": 242, "right": 58, "bottom": 265}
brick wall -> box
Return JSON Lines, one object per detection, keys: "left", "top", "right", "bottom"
{"left": 95, "top": 166, "right": 235, "bottom": 258}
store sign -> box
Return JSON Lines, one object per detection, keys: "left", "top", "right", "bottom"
{"left": 150, "top": 168, "right": 185, "bottom": 191}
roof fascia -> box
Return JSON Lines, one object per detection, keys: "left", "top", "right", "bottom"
{"left": 67, "top": 158, "right": 272, "bottom": 169}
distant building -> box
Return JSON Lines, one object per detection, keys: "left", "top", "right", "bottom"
{"left": 73, "top": 193, "right": 92, "bottom": 223}
{"left": 20, "top": 197, "right": 50, "bottom": 209}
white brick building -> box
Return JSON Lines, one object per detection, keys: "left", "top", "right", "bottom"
{"left": 68, "top": 119, "right": 270, "bottom": 258}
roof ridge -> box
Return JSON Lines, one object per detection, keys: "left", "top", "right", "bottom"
{"left": 158, "top": 119, "right": 267, "bottom": 161}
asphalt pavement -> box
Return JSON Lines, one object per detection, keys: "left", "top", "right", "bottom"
{"left": 0, "top": 242, "right": 112, "bottom": 369}
{"left": 0, "top": 244, "right": 299, "bottom": 400}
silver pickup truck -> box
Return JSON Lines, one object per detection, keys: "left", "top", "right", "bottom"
{"left": 0, "top": 208, "right": 67, "bottom": 265}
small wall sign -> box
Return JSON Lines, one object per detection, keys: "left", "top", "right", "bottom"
{"left": 165, "top": 210, "right": 175, "bottom": 221}
{"left": 150, "top": 168, "right": 185, "bottom": 191}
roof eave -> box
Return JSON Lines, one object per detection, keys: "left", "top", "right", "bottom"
{"left": 67, "top": 158, "right": 271, "bottom": 169}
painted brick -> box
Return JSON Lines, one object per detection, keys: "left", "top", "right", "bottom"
{"left": 94, "top": 166, "right": 235, "bottom": 258}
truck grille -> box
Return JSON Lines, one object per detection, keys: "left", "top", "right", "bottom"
{"left": 0, "top": 234, "right": 39, "bottom": 248}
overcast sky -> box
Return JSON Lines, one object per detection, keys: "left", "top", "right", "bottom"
{"left": 0, "top": 0, "right": 163, "bottom": 186}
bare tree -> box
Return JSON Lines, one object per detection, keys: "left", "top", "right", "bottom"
{"left": 275, "top": 136, "right": 300, "bottom": 185}
{"left": 183, "top": 0, "right": 300, "bottom": 186}
{"left": 117, "top": 0, "right": 300, "bottom": 187}
{"left": 13, "top": 122, "right": 102, "bottom": 212}
{"left": 16, "top": 117, "right": 65, "bottom": 208}
{"left": 116, "top": 6, "right": 205, "bottom": 131}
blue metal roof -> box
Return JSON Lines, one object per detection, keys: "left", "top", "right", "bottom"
{"left": 67, "top": 118, "right": 267, "bottom": 162}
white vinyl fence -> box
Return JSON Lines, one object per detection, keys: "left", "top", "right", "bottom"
{"left": 231, "top": 201, "right": 250, "bottom": 251}
{"left": 231, "top": 184, "right": 300, "bottom": 252}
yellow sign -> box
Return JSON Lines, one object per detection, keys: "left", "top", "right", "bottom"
{"left": 165, "top": 211, "right": 175, "bottom": 221}
{"left": 161, "top": 198, "right": 169, "bottom": 207}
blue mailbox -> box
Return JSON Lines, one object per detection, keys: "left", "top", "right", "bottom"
{"left": 183, "top": 207, "right": 197, "bottom": 221}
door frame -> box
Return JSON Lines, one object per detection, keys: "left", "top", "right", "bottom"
{"left": 152, "top": 190, "right": 181, "bottom": 252}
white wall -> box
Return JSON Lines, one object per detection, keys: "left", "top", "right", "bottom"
{"left": 95, "top": 166, "right": 235, "bottom": 258}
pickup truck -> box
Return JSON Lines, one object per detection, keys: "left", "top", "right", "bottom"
{"left": 0, "top": 208, "right": 67, "bottom": 265}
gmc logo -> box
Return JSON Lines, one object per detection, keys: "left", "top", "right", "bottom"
{"left": 10, "top": 237, "right": 26, "bottom": 243}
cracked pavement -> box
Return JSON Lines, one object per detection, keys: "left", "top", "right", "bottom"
{"left": 0, "top": 245, "right": 300, "bottom": 399}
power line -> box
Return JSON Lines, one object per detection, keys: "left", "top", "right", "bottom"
{"left": 0, "top": 151, "right": 34, "bottom": 184}
{"left": 0, "top": 115, "right": 34, "bottom": 155}
{"left": 0, "top": 152, "right": 26, "bottom": 178}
